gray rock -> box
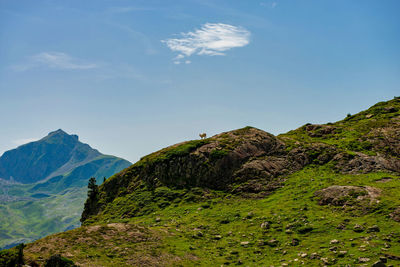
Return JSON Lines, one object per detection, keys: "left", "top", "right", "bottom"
{"left": 358, "top": 257, "right": 370, "bottom": 263}
{"left": 367, "top": 225, "right": 380, "bottom": 233}
{"left": 260, "top": 221, "right": 270, "bottom": 229}
{"left": 214, "top": 235, "right": 222, "bottom": 240}
{"left": 338, "top": 251, "right": 347, "bottom": 257}
{"left": 291, "top": 238, "right": 300, "bottom": 246}
{"left": 353, "top": 224, "right": 364, "bottom": 232}
{"left": 309, "top": 252, "right": 320, "bottom": 259}
{"left": 372, "top": 261, "right": 386, "bottom": 267}
{"left": 267, "top": 239, "right": 279, "bottom": 247}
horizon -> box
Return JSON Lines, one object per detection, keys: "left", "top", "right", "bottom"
{"left": 1, "top": 0, "right": 399, "bottom": 163}
{"left": 0, "top": 95, "right": 396, "bottom": 164}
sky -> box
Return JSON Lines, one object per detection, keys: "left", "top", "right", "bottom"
{"left": 0, "top": 0, "right": 399, "bottom": 163}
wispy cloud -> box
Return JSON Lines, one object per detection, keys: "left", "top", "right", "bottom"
{"left": 260, "top": 1, "right": 278, "bottom": 8}
{"left": 11, "top": 52, "right": 99, "bottom": 71}
{"left": 13, "top": 138, "right": 38, "bottom": 146}
{"left": 162, "top": 23, "right": 250, "bottom": 64}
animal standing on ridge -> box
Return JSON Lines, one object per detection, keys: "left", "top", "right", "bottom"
{"left": 199, "top": 133, "right": 207, "bottom": 139}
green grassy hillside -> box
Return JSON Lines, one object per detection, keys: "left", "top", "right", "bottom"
{"left": 3, "top": 98, "right": 399, "bottom": 266}
{"left": 0, "top": 155, "right": 131, "bottom": 250}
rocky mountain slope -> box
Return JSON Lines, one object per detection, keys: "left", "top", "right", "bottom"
{"left": 2, "top": 98, "right": 400, "bottom": 266}
{"left": 0, "top": 130, "right": 131, "bottom": 250}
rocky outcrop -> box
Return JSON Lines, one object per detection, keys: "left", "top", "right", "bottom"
{"left": 314, "top": 185, "right": 381, "bottom": 206}
{"left": 333, "top": 152, "right": 400, "bottom": 173}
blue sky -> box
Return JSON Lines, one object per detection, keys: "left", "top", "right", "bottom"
{"left": 0, "top": 0, "right": 399, "bottom": 163}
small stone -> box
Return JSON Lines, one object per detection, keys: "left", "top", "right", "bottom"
{"left": 240, "top": 241, "right": 250, "bottom": 246}
{"left": 155, "top": 217, "right": 161, "bottom": 222}
{"left": 267, "top": 239, "right": 279, "bottom": 247}
{"left": 353, "top": 224, "right": 364, "bottom": 233}
{"left": 329, "top": 246, "right": 337, "bottom": 251}
{"left": 367, "top": 225, "right": 380, "bottom": 233}
{"left": 338, "top": 251, "right": 347, "bottom": 257}
{"left": 261, "top": 221, "right": 270, "bottom": 229}
{"left": 197, "top": 207, "right": 202, "bottom": 211}
{"left": 300, "top": 253, "right": 307, "bottom": 258}
{"left": 330, "top": 239, "right": 339, "bottom": 244}
{"left": 257, "top": 240, "right": 266, "bottom": 246}
{"left": 214, "top": 235, "right": 222, "bottom": 240}
{"left": 291, "top": 238, "right": 300, "bottom": 246}
{"left": 321, "top": 257, "right": 329, "bottom": 264}
{"left": 246, "top": 212, "right": 254, "bottom": 219}
{"left": 358, "top": 257, "right": 370, "bottom": 263}
{"left": 309, "top": 252, "right": 319, "bottom": 259}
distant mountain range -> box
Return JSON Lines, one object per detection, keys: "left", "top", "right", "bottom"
{"left": 0, "top": 129, "right": 131, "bottom": 249}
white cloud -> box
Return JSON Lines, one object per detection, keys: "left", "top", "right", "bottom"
{"left": 162, "top": 23, "right": 250, "bottom": 63}
{"left": 260, "top": 1, "right": 278, "bottom": 8}
{"left": 13, "top": 138, "right": 38, "bottom": 146}
{"left": 12, "top": 52, "right": 99, "bottom": 71}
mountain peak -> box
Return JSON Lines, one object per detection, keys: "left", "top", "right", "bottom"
{"left": 48, "top": 129, "right": 67, "bottom": 135}
{"left": 0, "top": 129, "right": 92, "bottom": 183}
{"left": 47, "top": 129, "right": 78, "bottom": 139}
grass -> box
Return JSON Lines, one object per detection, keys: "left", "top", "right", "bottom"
{"left": 20, "top": 166, "right": 400, "bottom": 266}
{"left": 0, "top": 156, "right": 130, "bottom": 250}
{"left": 280, "top": 98, "right": 400, "bottom": 156}
{"left": 137, "top": 139, "right": 210, "bottom": 166}
{"left": 0, "top": 187, "right": 87, "bottom": 249}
